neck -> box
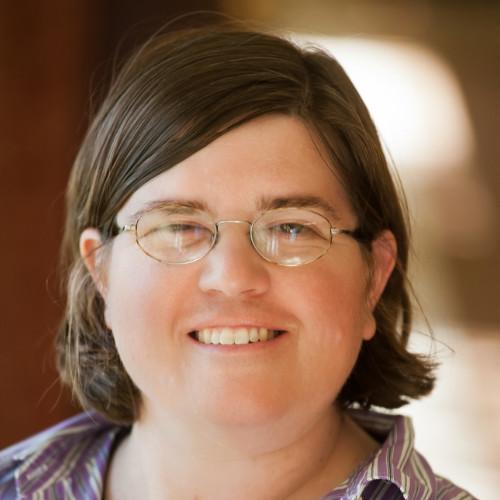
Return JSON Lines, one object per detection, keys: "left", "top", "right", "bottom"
{"left": 105, "top": 405, "right": 377, "bottom": 500}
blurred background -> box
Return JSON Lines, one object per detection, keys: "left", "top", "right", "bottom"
{"left": 0, "top": 1, "right": 498, "bottom": 497}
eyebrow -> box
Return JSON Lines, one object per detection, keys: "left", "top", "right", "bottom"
{"left": 257, "top": 195, "right": 341, "bottom": 222}
{"left": 126, "top": 199, "right": 209, "bottom": 223}
{"left": 126, "top": 195, "right": 341, "bottom": 223}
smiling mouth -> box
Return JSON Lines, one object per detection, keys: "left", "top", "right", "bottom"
{"left": 189, "top": 327, "right": 286, "bottom": 345}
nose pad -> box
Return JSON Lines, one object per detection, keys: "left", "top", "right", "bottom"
{"left": 197, "top": 221, "right": 271, "bottom": 297}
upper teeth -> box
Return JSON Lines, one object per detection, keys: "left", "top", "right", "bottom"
{"left": 195, "top": 327, "right": 276, "bottom": 345}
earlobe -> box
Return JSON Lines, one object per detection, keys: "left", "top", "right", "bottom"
{"left": 80, "top": 228, "right": 108, "bottom": 298}
{"left": 367, "top": 230, "right": 397, "bottom": 311}
{"left": 361, "top": 312, "right": 377, "bottom": 341}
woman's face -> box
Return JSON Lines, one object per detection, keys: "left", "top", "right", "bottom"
{"left": 83, "top": 114, "right": 394, "bottom": 429}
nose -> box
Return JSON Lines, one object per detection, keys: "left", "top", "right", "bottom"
{"left": 197, "top": 222, "right": 271, "bottom": 297}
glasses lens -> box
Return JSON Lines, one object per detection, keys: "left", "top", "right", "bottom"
{"left": 252, "top": 208, "right": 332, "bottom": 266}
{"left": 136, "top": 209, "right": 214, "bottom": 263}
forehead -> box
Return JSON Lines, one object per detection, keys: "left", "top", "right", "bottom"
{"left": 118, "top": 114, "right": 355, "bottom": 224}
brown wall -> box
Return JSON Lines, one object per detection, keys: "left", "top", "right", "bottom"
{"left": 0, "top": 0, "right": 217, "bottom": 448}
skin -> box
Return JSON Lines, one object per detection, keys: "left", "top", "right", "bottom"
{"left": 81, "top": 114, "right": 396, "bottom": 499}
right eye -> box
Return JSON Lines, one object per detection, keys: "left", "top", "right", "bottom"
{"left": 163, "top": 223, "right": 201, "bottom": 234}
{"left": 142, "top": 220, "right": 212, "bottom": 248}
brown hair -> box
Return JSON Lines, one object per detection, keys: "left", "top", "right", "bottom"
{"left": 56, "top": 25, "right": 435, "bottom": 424}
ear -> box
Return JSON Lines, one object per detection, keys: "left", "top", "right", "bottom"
{"left": 361, "top": 230, "right": 397, "bottom": 342}
{"left": 367, "top": 229, "right": 397, "bottom": 311}
{"left": 80, "top": 228, "right": 108, "bottom": 298}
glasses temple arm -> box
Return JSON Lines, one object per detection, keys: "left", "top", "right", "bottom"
{"left": 331, "top": 227, "right": 368, "bottom": 242}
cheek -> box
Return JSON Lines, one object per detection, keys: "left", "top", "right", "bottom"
{"left": 104, "top": 240, "right": 189, "bottom": 328}
{"left": 105, "top": 264, "right": 168, "bottom": 336}
{"left": 102, "top": 251, "right": 191, "bottom": 393}
{"left": 290, "top": 262, "right": 373, "bottom": 394}
{"left": 296, "top": 261, "right": 372, "bottom": 335}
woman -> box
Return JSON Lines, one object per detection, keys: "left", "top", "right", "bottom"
{"left": 0, "top": 25, "right": 474, "bottom": 499}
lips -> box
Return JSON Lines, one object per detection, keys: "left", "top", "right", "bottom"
{"left": 189, "top": 327, "right": 285, "bottom": 345}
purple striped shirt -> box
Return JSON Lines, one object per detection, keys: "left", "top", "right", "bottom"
{"left": 0, "top": 409, "right": 475, "bottom": 499}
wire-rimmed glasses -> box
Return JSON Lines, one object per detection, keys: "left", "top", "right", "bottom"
{"left": 119, "top": 207, "right": 361, "bottom": 267}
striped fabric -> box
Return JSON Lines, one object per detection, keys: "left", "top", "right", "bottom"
{"left": 322, "top": 410, "right": 476, "bottom": 499}
{"left": 0, "top": 409, "right": 476, "bottom": 499}
{"left": 0, "top": 412, "right": 121, "bottom": 499}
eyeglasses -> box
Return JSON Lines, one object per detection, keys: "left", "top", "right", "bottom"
{"left": 118, "top": 207, "right": 361, "bottom": 267}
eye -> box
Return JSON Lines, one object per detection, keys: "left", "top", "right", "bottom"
{"left": 156, "top": 221, "right": 211, "bottom": 241}
{"left": 267, "top": 221, "right": 324, "bottom": 242}
{"left": 139, "top": 218, "right": 213, "bottom": 248}
{"left": 276, "top": 222, "right": 307, "bottom": 238}
{"left": 163, "top": 223, "right": 201, "bottom": 234}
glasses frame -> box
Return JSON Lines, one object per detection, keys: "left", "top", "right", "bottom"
{"left": 118, "top": 208, "right": 361, "bottom": 267}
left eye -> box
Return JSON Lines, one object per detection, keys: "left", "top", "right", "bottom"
{"left": 277, "top": 223, "right": 305, "bottom": 236}
{"left": 265, "top": 220, "right": 329, "bottom": 242}
{"left": 269, "top": 222, "right": 321, "bottom": 241}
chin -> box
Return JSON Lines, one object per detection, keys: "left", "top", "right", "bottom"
{"left": 192, "top": 383, "right": 293, "bottom": 429}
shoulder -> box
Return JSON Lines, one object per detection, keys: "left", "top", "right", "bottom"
{"left": 326, "top": 409, "right": 477, "bottom": 500}
{"left": 434, "top": 475, "right": 478, "bottom": 500}
{"left": 0, "top": 411, "right": 124, "bottom": 499}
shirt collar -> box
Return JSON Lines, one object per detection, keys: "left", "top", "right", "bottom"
{"left": 12, "top": 409, "right": 434, "bottom": 499}
{"left": 13, "top": 411, "right": 122, "bottom": 499}
{"left": 341, "top": 409, "right": 436, "bottom": 499}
